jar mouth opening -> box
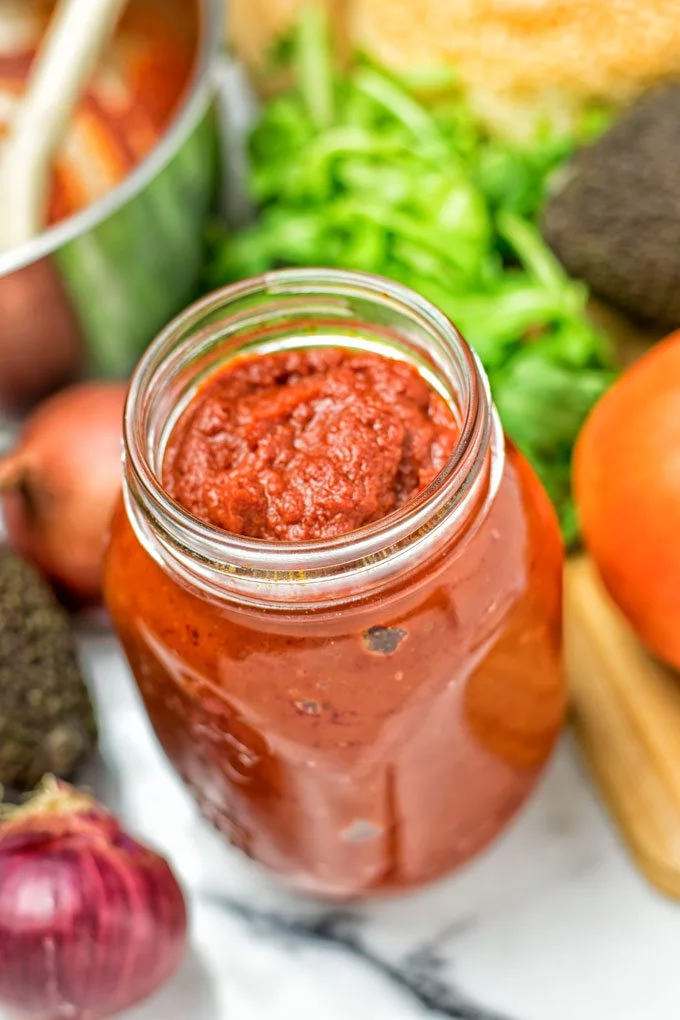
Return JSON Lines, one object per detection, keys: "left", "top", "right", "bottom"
{"left": 124, "top": 269, "right": 493, "bottom": 597}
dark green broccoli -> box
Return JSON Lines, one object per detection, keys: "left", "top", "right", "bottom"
{"left": 0, "top": 547, "right": 97, "bottom": 792}
{"left": 543, "top": 85, "right": 680, "bottom": 330}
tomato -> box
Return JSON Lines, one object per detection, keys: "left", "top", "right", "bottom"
{"left": 574, "top": 331, "right": 680, "bottom": 669}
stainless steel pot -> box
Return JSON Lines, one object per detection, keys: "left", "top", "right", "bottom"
{"left": 0, "top": 0, "right": 221, "bottom": 407}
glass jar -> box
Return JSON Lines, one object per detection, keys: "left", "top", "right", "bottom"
{"left": 104, "top": 269, "right": 565, "bottom": 899}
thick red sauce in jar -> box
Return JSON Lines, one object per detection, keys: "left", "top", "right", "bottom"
{"left": 163, "top": 349, "right": 459, "bottom": 540}
{"left": 105, "top": 342, "right": 565, "bottom": 899}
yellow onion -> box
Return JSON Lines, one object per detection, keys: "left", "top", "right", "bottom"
{"left": 0, "top": 382, "right": 127, "bottom": 602}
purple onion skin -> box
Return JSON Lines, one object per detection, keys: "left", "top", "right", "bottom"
{"left": 0, "top": 788, "right": 188, "bottom": 1019}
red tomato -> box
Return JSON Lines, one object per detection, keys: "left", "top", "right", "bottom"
{"left": 574, "top": 330, "right": 680, "bottom": 669}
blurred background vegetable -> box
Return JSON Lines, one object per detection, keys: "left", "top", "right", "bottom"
{"left": 0, "top": 546, "right": 96, "bottom": 793}
{"left": 0, "top": 382, "right": 127, "bottom": 602}
{"left": 206, "top": 8, "right": 616, "bottom": 543}
{"left": 574, "top": 331, "right": 680, "bottom": 671}
{"left": 0, "top": 778, "right": 187, "bottom": 1018}
{"left": 543, "top": 85, "right": 680, "bottom": 331}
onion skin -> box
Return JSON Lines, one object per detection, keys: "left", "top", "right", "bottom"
{"left": 0, "top": 779, "right": 187, "bottom": 1019}
{"left": 0, "top": 261, "right": 84, "bottom": 410}
{"left": 0, "top": 382, "right": 127, "bottom": 602}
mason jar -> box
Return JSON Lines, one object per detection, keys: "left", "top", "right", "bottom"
{"left": 104, "top": 268, "right": 565, "bottom": 899}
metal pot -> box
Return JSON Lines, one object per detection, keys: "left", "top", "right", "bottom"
{"left": 0, "top": 0, "right": 221, "bottom": 408}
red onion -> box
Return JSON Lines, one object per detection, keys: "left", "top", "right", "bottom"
{"left": 0, "top": 778, "right": 188, "bottom": 1019}
{"left": 0, "top": 382, "right": 127, "bottom": 602}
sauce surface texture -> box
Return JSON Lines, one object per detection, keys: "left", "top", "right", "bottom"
{"left": 163, "top": 348, "right": 459, "bottom": 541}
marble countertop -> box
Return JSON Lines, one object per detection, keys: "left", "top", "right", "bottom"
{"left": 14, "top": 627, "right": 671, "bottom": 1020}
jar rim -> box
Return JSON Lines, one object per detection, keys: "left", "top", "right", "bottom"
{"left": 124, "top": 268, "right": 497, "bottom": 606}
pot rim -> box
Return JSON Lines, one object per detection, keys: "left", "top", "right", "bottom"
{"left": 0, "top": 0, "right": 221, "bottom": 279}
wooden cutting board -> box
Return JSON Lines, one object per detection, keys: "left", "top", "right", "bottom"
{"left": 566, "top": 557, "right": 680, "bottom": 898}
